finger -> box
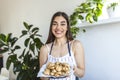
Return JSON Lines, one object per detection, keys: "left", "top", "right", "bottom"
{"left": 73, "top": 66, "right": 78, "bottom": 72}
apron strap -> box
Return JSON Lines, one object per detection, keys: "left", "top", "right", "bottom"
{"left": 76, "top": 77, "right": 79, "bottom": 80}
{"left": 49, "top": 42, "right": 53, "bottom": 55}
{"left": 67, "top": 41, "right": 71, "bottom": 56}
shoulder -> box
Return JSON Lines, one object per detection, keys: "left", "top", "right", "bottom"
{"left": 72, "top": 40, "right": 83, "bottom": 46}
{"left": 40, "top": 45, "right": 46, "bottom": 51}
{"left": 40, "top": 43, "right": 52, "bottom": 52}
{"left": 71, "top": 40, "right": 84, "bottom": 51}
{"left": 40, "top": 44, "right": 49, "bottom": 57}
{"left": 40, "top": 45, "right": 47, "bottom": 54}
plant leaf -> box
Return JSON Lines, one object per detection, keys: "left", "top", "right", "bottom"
{"left": 23, "top": 22, "right": 33, "bottom": 31}
{"left": 93, "top": 15, "right": 98, "bottom": 22}
{"left": 29, "top": 43, "right": 35, "bottom": 54}
{"left": 11, "top": 37, "right": 18, "bottom": 47}
{"left": 6, "top": 54, "right": 17, "bottom": 69}
{"left": 13, "top": 61, "right": 22, "bottom": 73}
{"left": 31, "top": 27, "right": 39, "bottom": 33}
{"left": 20, "top": 30, "right": 27, "bottom": 38}
{"left": 24, "top": 38, "right": 30, "bottom": 47}
{"left": 35, "top": 34, "right": 42, "bottom": 37}
{"left": 23, "top": 22, "right": 29, "bottom": 30}
{"left": 19, "top": 48, "right": 26, "bottom": 58}
{"left": 6, "top": 33, "right": 12, "bottom": 43}
{"left": 13, "top": 45, "right": 21, "bottom": 51}
{"left": 0, "top": 33, "right": 6, "bottom": 42}
{"left": 34, "top": 38, "right": 43, "bottom": 49}
{"left": 0, "top": 47, "right": 9, "bottom": 54}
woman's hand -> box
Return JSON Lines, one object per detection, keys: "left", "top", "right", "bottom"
{"left": 40, "top": 77, "right": 49, "bottom": 80}
{"left": 73, "top": 66, "right": 84, "bottom": 78}
{"left": 73, "top": 66, "right": 78, "bottom": 76}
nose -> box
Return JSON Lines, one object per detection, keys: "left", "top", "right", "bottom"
{"left": 56, "top": 24, "right": 61, "bottom": 29}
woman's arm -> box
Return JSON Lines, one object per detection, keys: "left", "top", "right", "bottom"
{"left": 39, "top": 45, "right": 49, "bottom": 80}
{"left": 72, "top": 40, "right": 85, "bottom": 78}
{"left": 39, "top": 45, "right": 48, "bottom": 68}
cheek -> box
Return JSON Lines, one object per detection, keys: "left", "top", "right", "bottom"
{"left": 51, "top": 27, "right": 56, "bottom": 34}
{"left": 51, "top": 26, "right": 55, "bottom": 30}
{"left": 64, "top": 27, "right": 68, "bottom": 31}
{"left": 51, "top": 29, "right": 54, "bottom": 34}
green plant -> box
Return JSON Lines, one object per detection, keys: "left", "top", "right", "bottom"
{"left": 70, "top": 27, "right": 80, "bottom": 38}
{"left": 70, "top": 26, "right": 86, "bottom": 38}
{"left": 0, "top": 22, "right": 43, "bottom": 80}
{"left": 70, "top": 0, "right": 103, "bottom": 23}
{"left": 107, "top": 2, "right": 118, "bottom": 11}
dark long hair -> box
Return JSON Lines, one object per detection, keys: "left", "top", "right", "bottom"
{"left": 46, "top": 11, "right": 73, "bottom": 44}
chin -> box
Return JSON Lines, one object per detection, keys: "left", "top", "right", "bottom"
{"left": 55, "top": 36, "right": 63, "bottom": 39}
{"left": 53, "top": 32, "right": 66, "bottom": 38}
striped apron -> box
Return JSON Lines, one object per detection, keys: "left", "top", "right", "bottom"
{"left": 45, "top": 42, "right": 77, "bottom": 80}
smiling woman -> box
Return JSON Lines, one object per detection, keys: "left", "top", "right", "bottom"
{"left": 38, "top": 11, "right": 85, "bottom": 80}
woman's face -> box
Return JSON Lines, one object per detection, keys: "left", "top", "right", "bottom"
{"left": 52, "top": 16, "right": 68, "bottom": 39}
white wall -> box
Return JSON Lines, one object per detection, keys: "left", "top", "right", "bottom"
{"left": 77, "top": 22, "right": 120, "bottom": 80}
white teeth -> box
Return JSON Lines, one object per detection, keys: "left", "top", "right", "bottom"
{"left": 55, "top": 31, "right": 62, "bottom": 34}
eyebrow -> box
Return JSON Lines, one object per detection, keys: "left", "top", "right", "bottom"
{"left": 61, "top": 21, "right": 66, "bottom": 23}
{"left": 53, "top": 21, "right": 57, "bottom": 23}
{"left": 53, "top": 21, "right": 66, "bottom": 23}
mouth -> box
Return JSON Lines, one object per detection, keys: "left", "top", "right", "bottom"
{"left": 55, "top": 30, "right": 63, "bottom": 34}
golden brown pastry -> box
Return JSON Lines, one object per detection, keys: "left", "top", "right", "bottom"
{"left": 47, "top": 62, "right": 55, "bottom": 69}
{"left": 55, "top": 65, "right": 62, "bottom": 72}
{"left": 43, "top": 62, "right": 70, "bottom": 77}
{"left": 43, "top": 69, "right": 50, "bottom": 75}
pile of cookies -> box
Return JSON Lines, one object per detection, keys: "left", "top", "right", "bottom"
{"left": 43, "top": 62, "right": 70, "bottom": 77}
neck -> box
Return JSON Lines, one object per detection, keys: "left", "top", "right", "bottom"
{"left": 54, "top": 37, "right": 68, "bottom": 46}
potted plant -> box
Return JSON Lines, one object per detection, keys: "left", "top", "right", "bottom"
{"left": 70, "top": 0, "right": 103, "bottom": 23}
{"left": 107, "top": 2, "right": 120, "bottom": 18}
{"left": 0, "top": 22, "right": 43, "bottom": 80}
{"left": 107, "top": 2, "right": 118, "bottom": 11}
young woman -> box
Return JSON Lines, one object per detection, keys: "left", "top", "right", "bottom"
{"left": 39, "top": 11, "right": 85, "bottom": 80}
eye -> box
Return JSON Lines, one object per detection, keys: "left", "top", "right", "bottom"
{"left": 61, "top": 24, "right": 66, "bottom": 26}
{"left": 52, "top": 23, "right": 57, "bottom": 26}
